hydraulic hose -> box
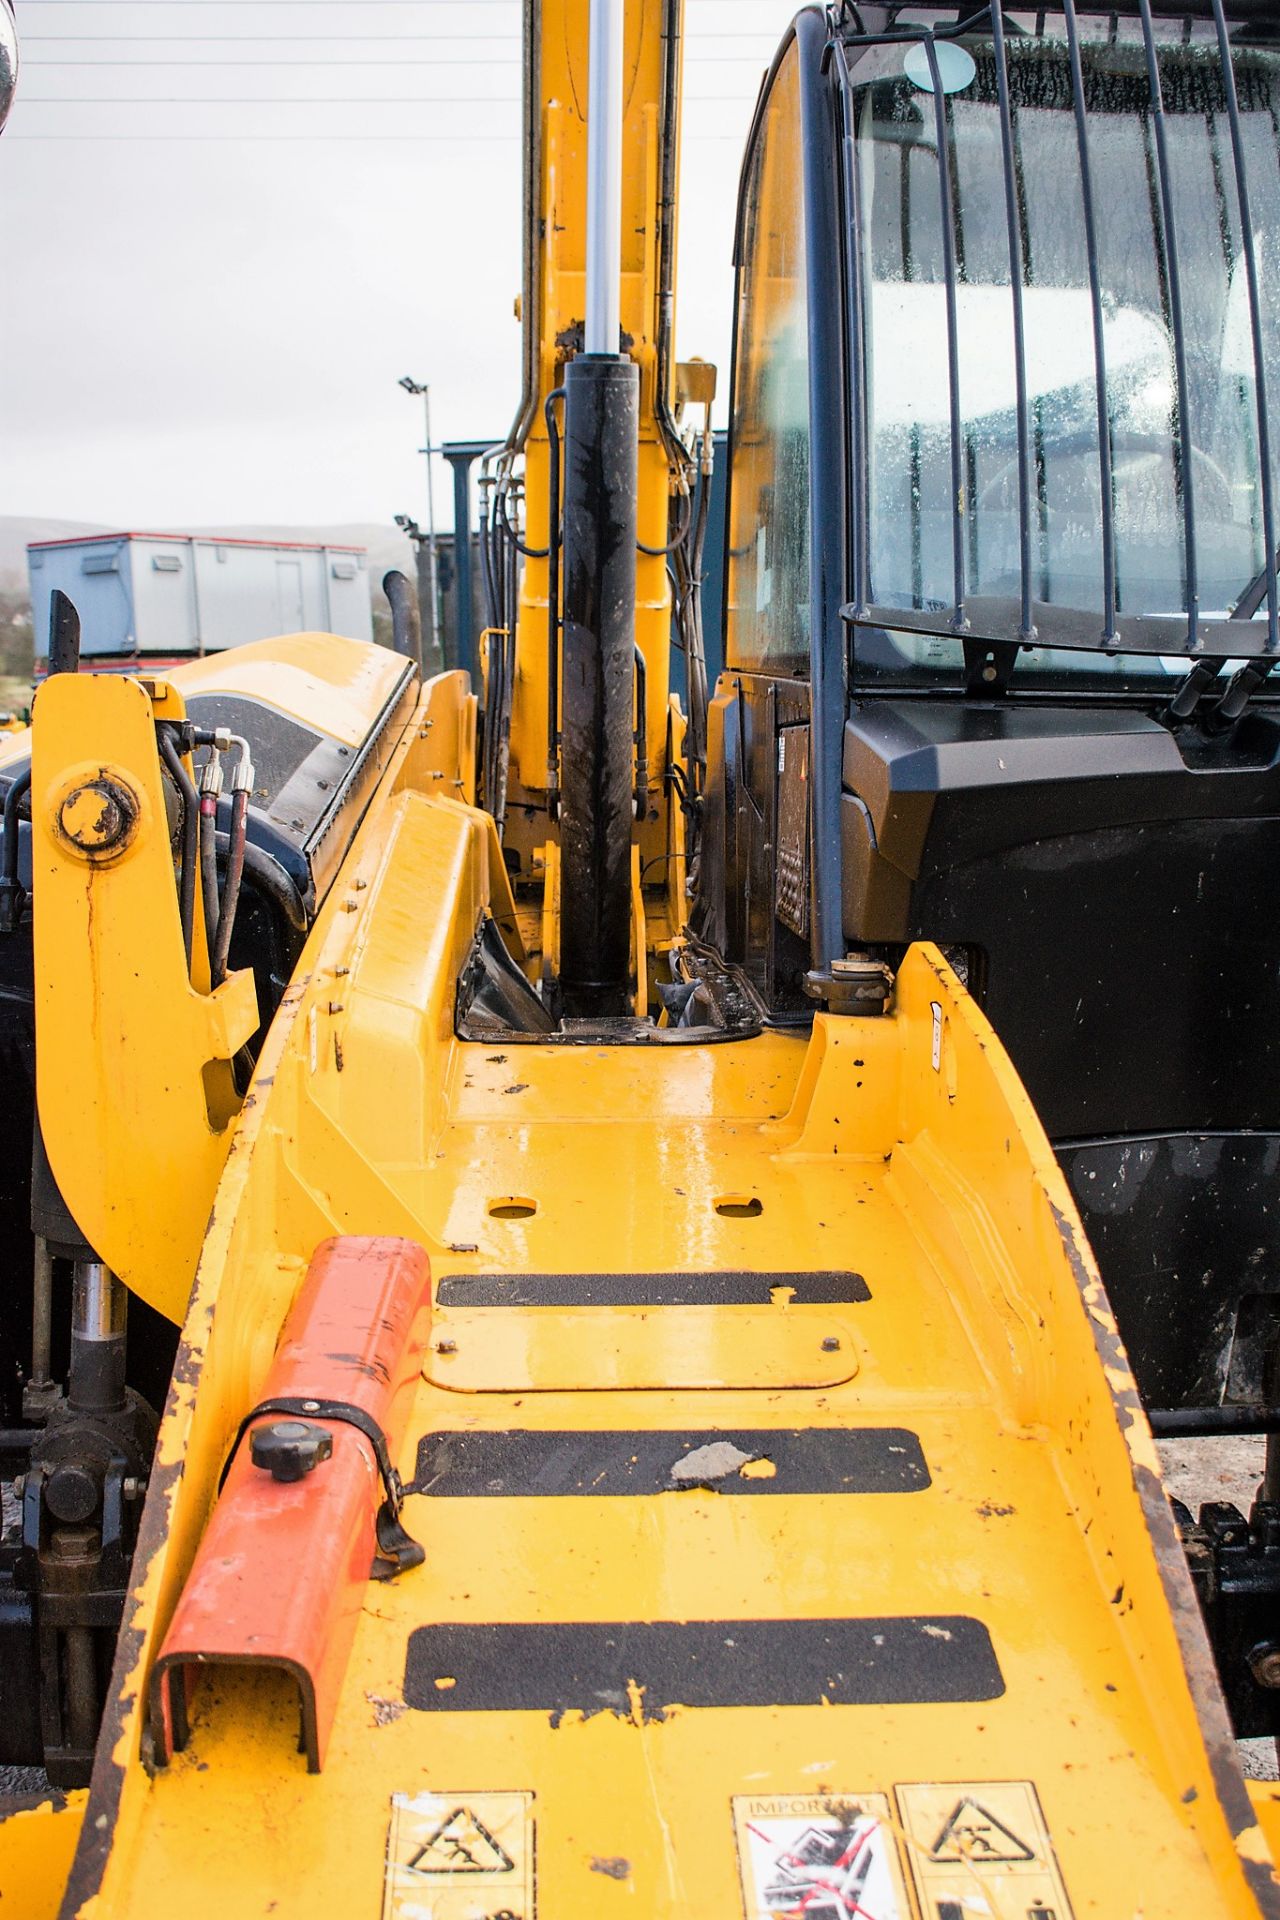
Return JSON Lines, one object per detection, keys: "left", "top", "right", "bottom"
{"left": 492, "top": 533, "right": 518, "bottom": 837}
{"left": 545, "top": 386, "right": 566, "bottom": 809}
{"left": 688, "top": 458, "right": 712, "bottom": 781}
{"left": 218, "top": 833, "right": 308, "bottom": 936}
{"left": 199, "top": 801, "right": 220, "bottom": 968}
{"left": 0, "top": 766, "right": 30, "bottom": 934}
{"left": 637, "top": 486, "right": 693, "bottom": 559}
{"left": 211, "top": 735, "right": 254, "bottom": 988}
{"left": 212, "top": 788, "right": 249, "bottom": 989}
{"left": 502, "top": 0, "right": 543, "bottom": 460}
{"left": 198, "top": 745, "right": 224, "bottom": 969}
{"left": 477, "top": 481, "right": 499, "bottom": 638}
{"left": 633, "top": 642, "right": 648, "bottom": 817}
{"left": 157, "top": 729, "right": 197, "bottom": 975}
{"left": 484, "top": 626, "right": 504, "bottom": 818}
{"left": 496, "top": 630, "right": 515, "bottom": 838}
{"left": 652, "top": 0, "right": 693, "bottom": 477}
{"left": 495, "top": 482, "right": 549, "bottom": 560}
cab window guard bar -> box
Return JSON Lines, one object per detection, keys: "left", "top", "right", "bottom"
{"left": 832, "top": 0, "right": 1280, "bottom": 661}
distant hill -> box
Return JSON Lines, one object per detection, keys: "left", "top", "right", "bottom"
{"left": 0, "top": 517, "right": 418, "bottom": 602}
{"left": 0, "top": 518, "right": 107, "bottom": 587}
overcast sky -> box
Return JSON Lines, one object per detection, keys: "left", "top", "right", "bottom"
{"left": 0, "top": 0, "right": 798, "bottom": 529}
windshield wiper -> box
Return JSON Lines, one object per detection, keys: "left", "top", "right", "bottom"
{"left": 1164, "top": 558, "right": 1279, "bottom": 726}
{"left": 1232, "top": 553, "right": 1276, "bottom": 623}
{"left": 1165, "top": 656, "right": 1224, "bottom": 723}
{"left": 1210, "top": 557, "right": 1279, "bottom": 721}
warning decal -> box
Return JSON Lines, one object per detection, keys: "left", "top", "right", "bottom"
{"left": 732, "top": 1792, "right": 911, "bottom": 1920}
{"left": 408, "top": 1808, "right": 514, "bottom": 1874}
{"left": 895, "top": 1781, "right": 1074, "bottom": 1920}
{"left": 383, "top": 1790, "right": 533, "bottom": 1920}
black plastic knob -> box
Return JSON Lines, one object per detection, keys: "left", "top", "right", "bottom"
{"left": 249, "top": 1418, "right": 333, "bottom": 1483}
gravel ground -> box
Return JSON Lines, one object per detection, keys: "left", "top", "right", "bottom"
{"left": 0, "top": 1766, "right": 48, "bottom": 1797}
{"left": 1157, "top": 1435, "right": 1278, "bottom": 1781}
{"left": 1157, "top": 1433, "right": 1267, "bottom": 1516}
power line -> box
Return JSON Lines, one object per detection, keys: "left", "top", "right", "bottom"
{"left": 22, "top": 29, "right": 775, "bottom": 36}
{"left": 18, "top": 92, "right": 755, "bottom": 100}
{"left": 3, "top": 130, "right": 744, "bottom": 139}
{"left": 21, "top": 1, "right": 773, "bottom": 6}
{"left": 21, "top": 53, "right": 772, "bottom": 64}
{"left": 18, "top": 95, "right": 542, "bottom": 102}
{"left": 24, "top": 29, "right": 524, "bottom": 35}
{"left": 22, "top": 53, "right": 527, "bottom": 61}
{"left": 20, "top": 1, "right": 524, "bottom": 4}
{"left": 21, "top": 91, "right": 521, "bottom": 98}
{"left": 5, "top": 131, "right": 524, "bottom": 138}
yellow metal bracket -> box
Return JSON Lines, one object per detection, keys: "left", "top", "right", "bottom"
{"left": 32, "top": 672, "right": 258, "bottom": 1324}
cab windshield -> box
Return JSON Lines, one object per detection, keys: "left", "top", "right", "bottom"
{"left": 841, "top": 10, "right": 1280, "bottom": 690}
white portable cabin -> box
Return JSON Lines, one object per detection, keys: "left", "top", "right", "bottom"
{"left": 27, "top": 532, "right": 373, "bottom": 664}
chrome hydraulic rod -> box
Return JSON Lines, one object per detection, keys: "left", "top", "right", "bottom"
{"left": 584, "top": 0, "right": 624, "bottom": 355}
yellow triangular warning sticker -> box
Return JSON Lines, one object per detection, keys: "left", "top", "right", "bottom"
{"left": 407, "top": 1807, "right": 515, "bottom": 1875}
{"left": 929, "top": 1796, "right": 1035, "bottom": 1864}
{"left": 384, "top": 1790, "right": 534, "bottom": 1919}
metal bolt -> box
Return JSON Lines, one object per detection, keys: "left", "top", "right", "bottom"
{"left": 436, "top": 1338, "right": 458, "bottom": 1355}
{"left": 50, "top": 1525, "right": 99, "bottom": 1562}
{"left": 334, "top": 965, "right": 350, "bottom": 977}
{"left": 821, "top": 1337, "right": 841, "bottom": 1352}
{"left": 343, "top": 897, "right": 359, "bottom": 912}
{"left": 354, "top": 878, "right": 368, "bottom": 891}
{"left": 58, "top": 778, "right": 136, "bottom": 854}
{"left": 328, "top": 1001, "right": 344, "bottom": 1015}
{"left": 1249, "top": 1641, "right": 1280, "bottom": 1689}
{"left": 123, "top": 1476, "right": 144, "bottom": 1501}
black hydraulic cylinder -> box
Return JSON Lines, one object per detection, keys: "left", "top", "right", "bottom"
{"left": 48, "top": 588, "right": 81, "bottom": 676}
{"left": 558, "top": 353, "right": 638, "bottom": 1019}
{"left": 383, "top": 568, "right": 423, "bottom": 671}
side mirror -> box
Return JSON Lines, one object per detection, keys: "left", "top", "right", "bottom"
{"left": 0, "top": 1, "right": 17, "bottom": 136}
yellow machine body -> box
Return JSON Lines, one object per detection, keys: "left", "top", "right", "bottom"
{"left": 12, "top": 658, "right": 1273, "bottom": 1916}
{"left": 2, "top": 0, "right": 1278, "bottom": 1914}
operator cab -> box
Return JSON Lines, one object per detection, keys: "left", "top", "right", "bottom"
{"left": 700, "top": 0, "right": 1280, "bottom": 1434}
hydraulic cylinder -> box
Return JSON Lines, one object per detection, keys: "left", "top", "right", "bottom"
{"left": 557, "top": 352, "right": 638, "bottom": 1018}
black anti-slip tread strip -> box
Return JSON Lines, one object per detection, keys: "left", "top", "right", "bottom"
{"left": 435, "top": 1270, "right": 871, "bottom": 1307}
{"left": 413, "top": 1427, "right": 929, "bottom": 1496}
{"left": 403, "top": 1617, "right": 1003, "bottom": 1714}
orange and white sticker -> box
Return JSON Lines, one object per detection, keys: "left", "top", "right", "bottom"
{"left": 383, "top": 1790, "right": 534, "bottom": 1920}
{"left": 895, "top": 1780, "right": 1074, "bottom": 1920}
{"left": 732, "top": 1792, "right": 912, "bottom": 1920}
